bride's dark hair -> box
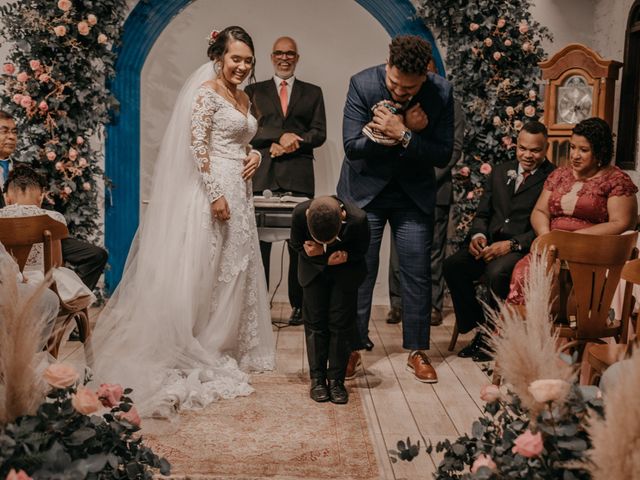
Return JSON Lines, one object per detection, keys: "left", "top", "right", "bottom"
{"left": 207, "top": 26, "right": 256, "bottom": 84}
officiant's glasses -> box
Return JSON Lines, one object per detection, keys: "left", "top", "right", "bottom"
{"left": 272, "top": 50, "right": 298, "bottom": 59}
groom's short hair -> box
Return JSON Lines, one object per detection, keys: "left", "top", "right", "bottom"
{"left": 307, "top": 196, "right": 342, "bottom": 243}
{"left": 388, "top": 35, "right": 432, "bottom": 76}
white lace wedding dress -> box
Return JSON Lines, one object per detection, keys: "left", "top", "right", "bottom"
{"left": 92, "top": 63, "right": 275, "bottom": 418}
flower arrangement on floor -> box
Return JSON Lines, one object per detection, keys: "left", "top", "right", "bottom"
{"left": 0, "top": 0, "right": 126, "bottom": 240}
{"left": 391, "top": 252, "right": 640, "bottom": 479}
{"left": 0, "top": 252, "right": 169, "bottom": 479}
{"left": 417, "top": 0, "right": 551, "bottom": 246}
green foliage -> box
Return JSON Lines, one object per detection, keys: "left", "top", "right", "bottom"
{"left": 0, "top": 0, "right": 126, "bottom": 240}
{"left": 0, "top": 384, "right": 170, "bottom": 479}
{"left": 417, "top": 0, "right": 552, "bottom": 245}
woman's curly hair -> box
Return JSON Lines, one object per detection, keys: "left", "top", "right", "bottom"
{"left": 388, "top": 35, "right": 432, "bottom": 76}
{"left": 572, "top": 117, "right": 614, "bottom": 166}
{"left": 207, "top": 25, "right": 256, "bottom": 84}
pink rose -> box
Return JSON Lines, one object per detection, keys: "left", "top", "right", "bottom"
{"left": 46, "top": 151, "right": 56, "bottom": 161}
{"left": 459, "top": 166, "right": 470, "bottom": 177}
{"left": 524, "top": 105, "right": 536, "bottom": 117}
{"left": 29, "top": 60, "right": 41, "bottom": 71}
{"left": 82, "top": 182, "right": 91, "bottom": 191}
{"left": 466, "top": 191, "right": 475, "bottom": 200}
{"left": 518, "top": 21, "right": 529, "bottom": 34}
{"left": 528, "top": 89, "right": 537, "bottom": 100}
{"left": 504, "top": 39, "right": 512, "bottom": 47}
{"left": 5, "top": 469, "right": 32, "bottom": 480}
{"left": 528, "top": 379, "right": 571, "bottom": 403}
{"left": 493, "top": 52, "right": 502, "bottom": 61}
{"left": 469, "top": 23, "right": 479, "bottom": 32}
{"left": 19, "top": 95, "right": 33, "bottom": 109}
{"left": 12, "top": 94, "right": 23, "bottom": 104}
{"left": 502, "top": 136, "right": 514, "bottom": 147}
{"left": 57, "top": 0, "right": 72, "bottom": 11}
{"left": 76, "top": 135, "right": 84, "bottom": 144}
{"left": 72, "top": 387, "right": 102, "bottom": 415}
{"left": 480, "top": 384, "right": 501, "bottom": 402}
{"left": 480, "top": 163, "right": 492, "bottom": 175}
{"left": 77, "top": 21, "right": 90, "bottom": 36}
{"left": 97, "top": 34, "right": 108, "bottom": 45}
{"left": 505, "top": 106, "right": 515, "bottom": 116}
{"left": 492, "top": 116, "right": 502, "bottom": 126}
{"left": 38, "top": 101, "right": 48, "bottom": 112}
{"left": 43, "top": 363, "right": 78, "bottom": 388}
{"left": 16, "top": 72, "right": 28, "bottom": 83}
{"left": 496, "top": 18, "right": 506, "bottom": 29}
{"left": 78, "top": 157, "right": 88, "bottom": 167}
{"left": 38, "top": 73, "right": 50, "bottom": 82}
{"left": 68, "top": 148, "right": 78, "bottom": 160}
{"left": 63, "top": 185, "right": 72, "bottom": 195}
{"left": 54, "top": 25, "right": 67, "bottom": 37}
{"left": 119, "top": 406, "right": 141, "bottom": 427}
{"left": 514, "top": 120, "right": 524, "bottom": 130}
{"left": 55, "top": 161, "right": 64, "bottom": 171}
{"left": 522, "top": 42, "right": 533, "bottom": 52}
{"left": 87, "top": 14, "right": 97, "bottom": 26}
{"left": 512, "top": 430, "right": 543, "bottom": 457}
{"left": 96, "top": 383, "right": 124, "bottom": 407}
{"left": 471, "top": 454, "right": 497, "bottom": 473}
{"left": 3, "top": 63, "right": 15, "bottom": 75}
{"left": 484, "top": 38, "right": 493, "bottom": 47}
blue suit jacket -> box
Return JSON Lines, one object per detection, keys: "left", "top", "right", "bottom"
{"left": 336, "top": 64, "right": 454, "bottom": 214}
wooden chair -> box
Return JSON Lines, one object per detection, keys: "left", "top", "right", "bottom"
{"left": 534, "top": 230, "right": 638, "bottom": 360}
{"left": 0, "top": 215, "right": 92, "bottom": 360}
{"left": 586, "top": 258, "right": 640, "bottom": 385}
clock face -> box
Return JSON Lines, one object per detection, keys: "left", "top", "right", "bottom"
{"left": 556, "top": 75, "right": 593, "bottom": 124}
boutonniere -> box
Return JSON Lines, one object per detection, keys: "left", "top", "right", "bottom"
{"left": 506, "top": 169, "right": 518, "bottom": 185}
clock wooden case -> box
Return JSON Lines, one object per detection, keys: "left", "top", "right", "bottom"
{"left": 539, "top": 44, "right": 622, "bottom": 166}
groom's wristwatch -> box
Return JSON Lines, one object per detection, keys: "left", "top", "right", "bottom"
{"left": 400, "top": 129, "right": 412, "bottom": 148}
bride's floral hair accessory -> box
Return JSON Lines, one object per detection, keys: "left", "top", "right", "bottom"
{"left": 208, "top": 29, "right": 219, "bottom": 45}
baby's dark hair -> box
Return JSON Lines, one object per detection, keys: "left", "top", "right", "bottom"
{"left": 207, "top": 26, "right": 256, "bottom": 83}
{"left": 5, "top": 164, "right": 46, "bottom": 193}
{"left": 307, "top": 197, "right": 342, "bottom": 243}
{"left": 572, "top": 117, "right": 614, "bottom": 166}
{"left": 388, "top": 35, "right": 432, "bottom": 76}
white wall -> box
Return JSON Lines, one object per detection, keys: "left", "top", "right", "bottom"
{"left": 140, "top": 0, "right": 392, "bottom": 304}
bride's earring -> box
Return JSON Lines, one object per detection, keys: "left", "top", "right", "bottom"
{"left": 213, "top": 61, "right": 222, "bottom": 76}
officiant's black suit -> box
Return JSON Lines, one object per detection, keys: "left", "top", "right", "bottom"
{"left": 443, "top": 159, "right": 556, "bottom": 333}
{"left": 245, "top": 79, "right": 326, "bottom": 311}
{"left": 289, "top": 198, "right": 369, "bottom": 381}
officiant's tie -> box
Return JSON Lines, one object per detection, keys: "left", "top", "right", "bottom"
{"left": 279, "top": 80, "right": 288, "bottom": 115}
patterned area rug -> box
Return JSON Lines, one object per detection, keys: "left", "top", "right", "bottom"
{"left": 144, "top": 374, "right": 379, "bottom": 480}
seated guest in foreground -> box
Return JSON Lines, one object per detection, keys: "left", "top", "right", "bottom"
{"left": 507, "top": 117, "right": 638, "bottom": 304}
{"left": 0, "top": 165, "right": 95, "bottom": 307}
{"left": 289, "top": 196, "right": 369, "bottom": 404}
{"left": 443, "top": 121, "right": 555, "bottom": 361}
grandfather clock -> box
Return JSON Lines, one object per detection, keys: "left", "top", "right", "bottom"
{"left": 539, "top": 44, "right": 622, "bottom": 166}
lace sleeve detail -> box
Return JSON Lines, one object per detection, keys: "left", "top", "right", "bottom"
{"left": 190, "top": 86, "right": 223, "bottom": 203}
{"left": 607, "top": 167, "right": 638, "bottom": 197}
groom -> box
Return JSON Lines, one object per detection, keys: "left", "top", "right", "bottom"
{"left": 337, "top": 35, "right": 454, "bottom": 384}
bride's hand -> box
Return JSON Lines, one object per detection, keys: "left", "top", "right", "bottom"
{"left": 211, "top": 196, "right": 230, "bottom": 222}
{"left": 242, "top": 152, "right": 260, "bottom": 181}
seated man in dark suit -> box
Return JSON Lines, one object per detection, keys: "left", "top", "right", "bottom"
{"left": 289, "top": 196, "right": 369, "bottom": 404}
{"left": 443, "top": 121, "right": 555, "bottom": 361}
{"left": 245, "top": 36, "right": 326, "bottom": 326}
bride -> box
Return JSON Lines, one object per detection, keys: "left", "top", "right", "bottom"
{"left": 92, "top": 26, "right": 275, "bottom": 417}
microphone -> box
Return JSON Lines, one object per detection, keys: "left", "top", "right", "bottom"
{"left": 262, "top": 189, "right": 273, "bottom": 200}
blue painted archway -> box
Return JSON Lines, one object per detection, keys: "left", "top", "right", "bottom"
{"left": 104, "top": 0, "right": 444, "bottom": 291}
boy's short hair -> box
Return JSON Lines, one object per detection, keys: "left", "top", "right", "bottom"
{"left": 307, "top": 197, "right": 342, "bottom": 243}
{"left": 5, "top": 164, "right": 46, "bottom": 193}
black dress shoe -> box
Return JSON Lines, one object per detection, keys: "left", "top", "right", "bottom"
{"left": 386, "top": 307, "right": 402, "bottom": 324}
{"left": 328, "top": 379, "right": 349, "bottom": 404}
{"left": 310, "top": 378, "right": 330, "bottom": 402}
{"left": 472, "top": 335, "right": 494, "bottom": 362}
{"left": 431, "top": 309, "right": 443, "bottom": 326}
{"left": 364, "top": 337, "right": 374, "bottom": 351}
{"left": 288, "top": 307, "right": 303, "bottom": 326}
{"left": 457, "top": 332, "right": 483, "bottom": 358}
{"left": 68, "top": 327, "right": 81, "bottom": 342}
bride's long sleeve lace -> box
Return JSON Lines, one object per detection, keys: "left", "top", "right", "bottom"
{"left": 190, "top": 87, "right": 223, "bottom": 202}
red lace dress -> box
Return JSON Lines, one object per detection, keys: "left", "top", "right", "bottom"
{"left": 506, "top": 166, "right": 638, "bottom": 304}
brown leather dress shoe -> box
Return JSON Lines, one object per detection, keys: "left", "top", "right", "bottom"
{"left": 430, "top": 309, "right": 443, "bottom": 326}
{"left": 406, "top": 351, "right": 438, "bottom": 383}
{"left": 345, "top": 351, "right": 362, "bottom": 380}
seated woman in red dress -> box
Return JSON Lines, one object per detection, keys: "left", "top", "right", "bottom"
{"left": 507, "top": 117, "right": 638, "bottom": 304}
